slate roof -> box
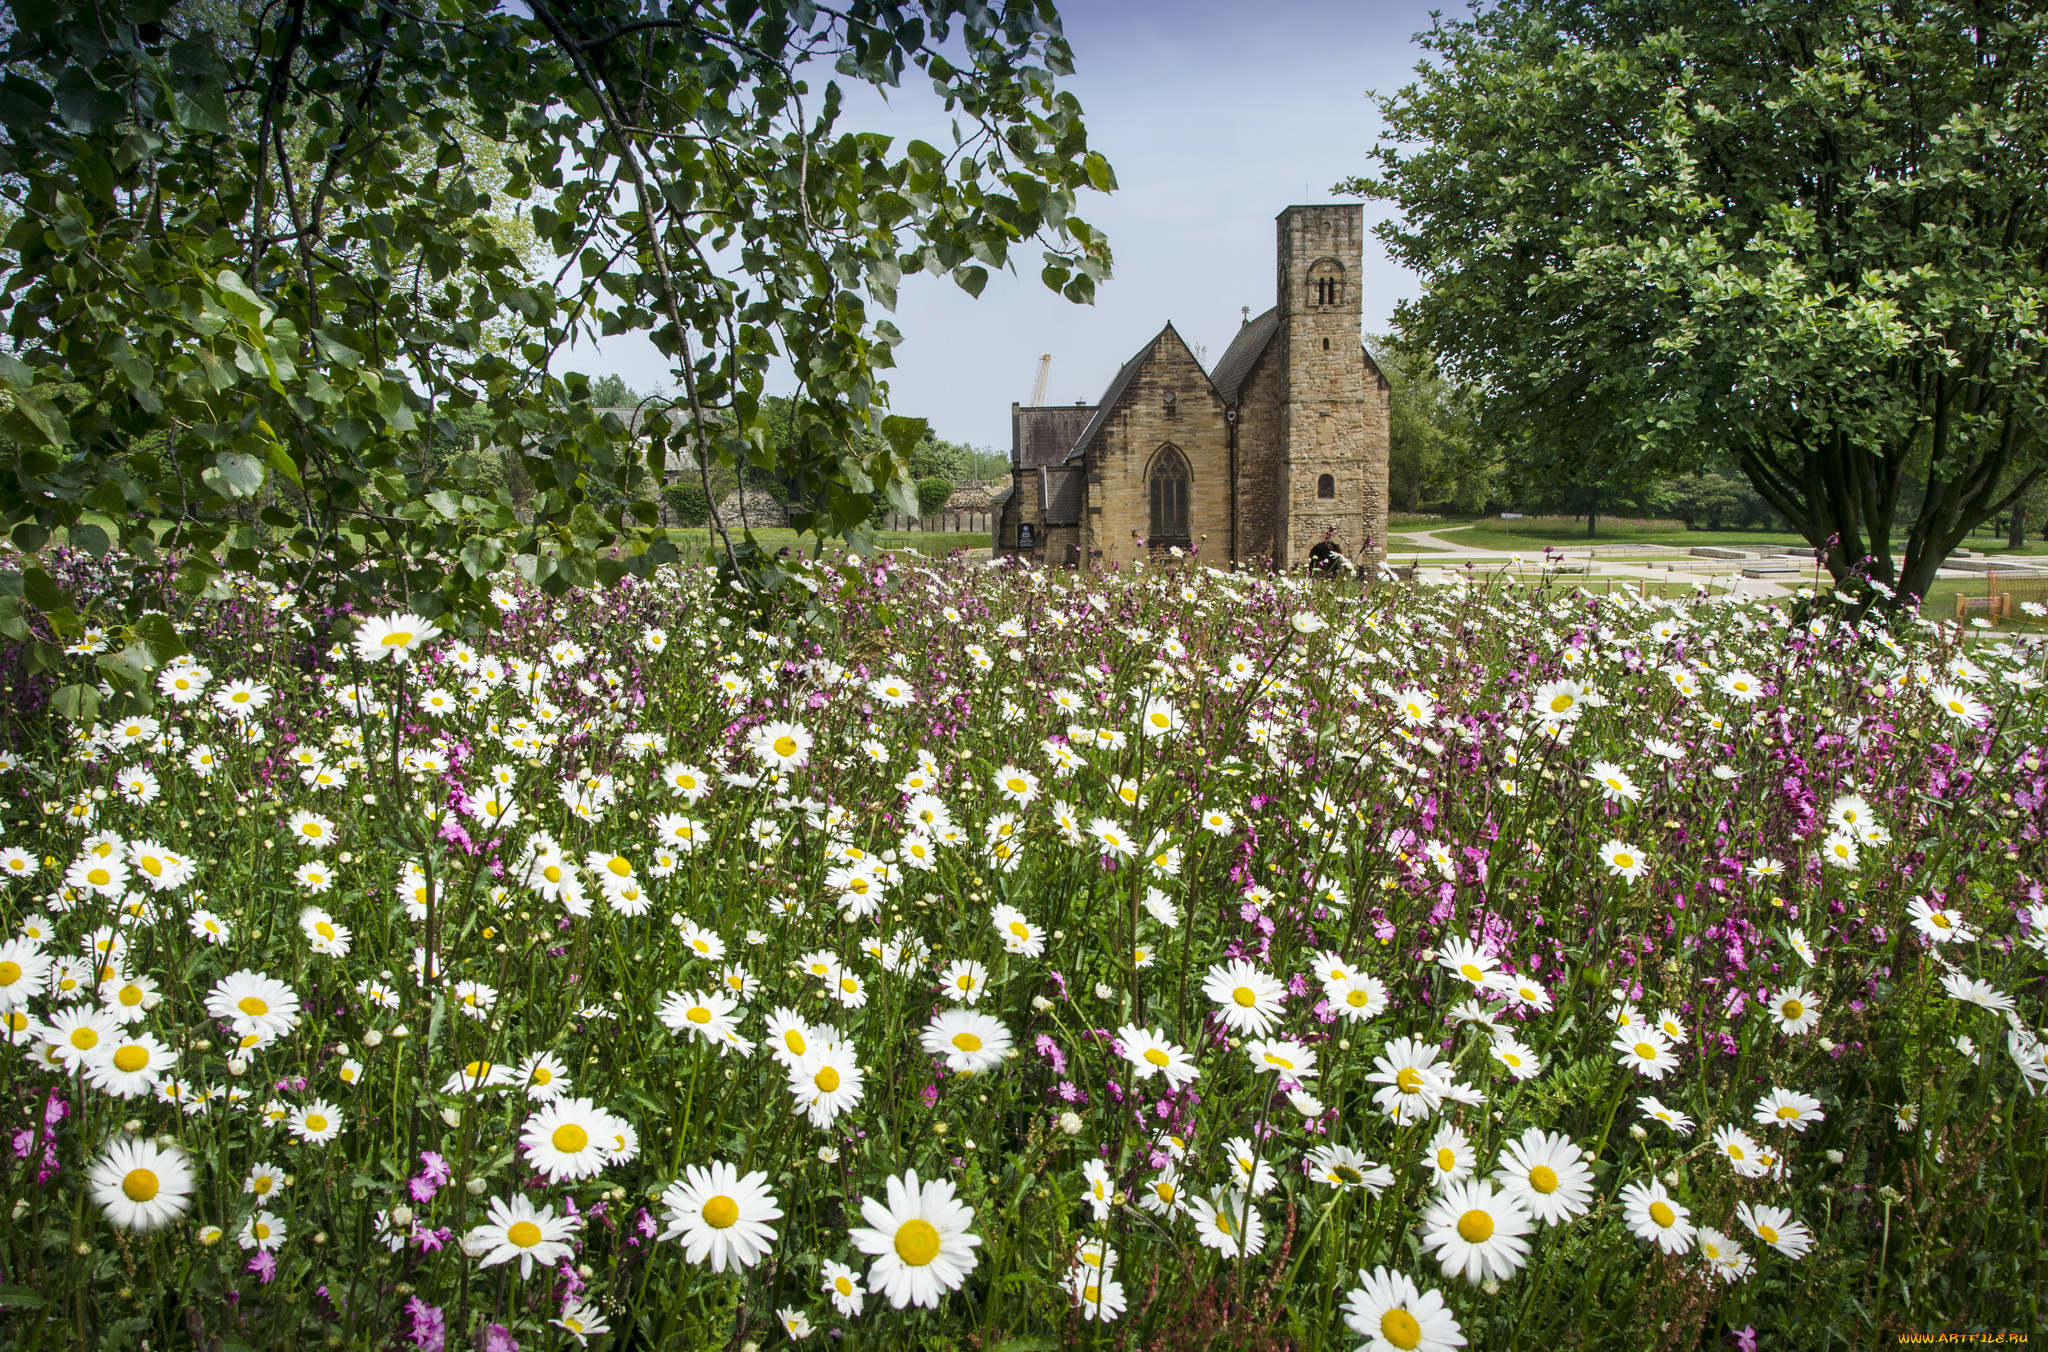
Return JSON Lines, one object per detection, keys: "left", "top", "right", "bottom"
{"left": 1208, "top": 307, "right": 1279, "bottom": 403}
{"left": 1012, "top": 404, "right": 1097, "bottom": 469}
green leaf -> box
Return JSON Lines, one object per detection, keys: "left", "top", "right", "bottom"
{"left": 69, "top": 522, "right": 109, "bottom": 558}
{"left": 213, "top": 269, "right": 272, "bottom": 326}
{"left": 1083, "top": 151, "right": 1117, "bottom": 192}
{"left": 0, "top": 1284, "right": 45, "bottom": 1309}
{"left": 49, "top": 683, "right": 100, "bottom": 727}
{"left": 204, "top": 451, "right": 265, "bottom": 498}
{"left": 133, "top": 613, "right": 188, "bottom": 664}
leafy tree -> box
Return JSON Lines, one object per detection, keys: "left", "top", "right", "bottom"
{"left": 0, "top": 0, "right": 1113, "bottom": 712}
{"left": 915, "top": 477, "right": 955, "bottom": 517}
{"left": 1367, "top": 335, "right": 1494, "bottom": 514}
{"left": 1352, "top": 0, "right": 2048, "bottom": 603}
{"left": 590, "top": 375, "right": 639, "bottom": 409}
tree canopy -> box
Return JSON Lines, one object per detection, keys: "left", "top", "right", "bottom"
{"left": 1352, "top": 0, "right": 2048, "bottom": 604}
{"left": 0, "top": 0, "right": 1111, "bottom": 712}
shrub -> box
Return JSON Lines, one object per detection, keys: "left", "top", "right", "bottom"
{"left": 663, "top": 479, "right": 711, "bottom": 527}
{"left": 915, "top": 476, "right": 955, "bottom": 518}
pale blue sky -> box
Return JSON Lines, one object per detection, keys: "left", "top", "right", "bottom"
{"left": 576, "top": 0, "right": 1447, "bottom": 451}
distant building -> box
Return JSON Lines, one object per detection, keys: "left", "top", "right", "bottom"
{"left": 999, "top": 204, "right": 1390, "bottom": 571}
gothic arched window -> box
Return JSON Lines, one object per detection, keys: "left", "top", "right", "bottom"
{"left": 1317, "top": 473, "right": 1335, "bottom": 499}
{"left": 1149, "top": 447, "right": 1190, "bottom": 541}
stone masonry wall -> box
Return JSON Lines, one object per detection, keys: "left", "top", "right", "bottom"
{"left": 1234, "top": 342, "right": 1285, "bottom": 567}
{"left": 1077, "top": 327, "right": 1230, "bottom": 569}
{"left": 1276, "top": 205, "right": 1375, "bottom": 568}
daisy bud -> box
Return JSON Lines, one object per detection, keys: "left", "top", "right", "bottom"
{"left": 1825, "top": 1150, "right": 1844, "bottom": 1164}
{"left": 363, "top": 1031, "right": 383, "bottom": 1048}
{"left": 465, "top": 1178, "right": 486, "bottom": 1195}
{"left": 1058, "top": 1112, "right": 1083, "bottom": 1136}
{"left": 228, "top": 1058, "right": 248, "bottom": 1078}
{"left": 391, "top": 1206, "right": 413, "bottom": 1227}
{"left": 441, "top": 1108, "right": 461, "bottom": 1127}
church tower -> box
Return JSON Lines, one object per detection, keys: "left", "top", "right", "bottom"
{"left": 1275, "top": 204, "right": 1388, "bottom": 569}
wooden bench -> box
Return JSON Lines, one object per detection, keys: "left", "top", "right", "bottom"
{"left": 1957, "top": 592, "right": 2011, "bottom": 620}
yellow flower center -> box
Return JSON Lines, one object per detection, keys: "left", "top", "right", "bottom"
{"left": 952, "top": 1033, "right": 982, "bottom": 1052}
{"left": 1930, "top": 913, "right": 1951, "bottom": 929}
{"left": 1782, "top": 1000, "right": 1804, "bottom": 1019}
{"left": 702, "top": 1194, "right": 740, "bottom": 1229}
{"left": 1347, "top": 990, "right": 1371, "bottom": 1008}
{"left": 1009, "top": 922, "right": 1030, "bottom": 940}
{"left": 1456, "top": 1208, "right": 1494, "bottom": 1243}
{"left": 1634, "top": 1042, "right": 1657, "bottom": 1060}
{"left": 508, "top": 1221, "right": 542, "bottom": 1248}
{"left": 254, "top": 1176, "right": 273, "bottom": 1195}
{"left": 814, "top": 1066, "right": 841, "bottom": 1093}
{"left": 1776, "top": 1105, "right": 1799, "bottom": 1119}
{"left": 1757, "top": 1224, "right": 1778, "bottom": 1243}
{"left": 686, "top": 1006, "right": 711, "bottom": 1025}
{"left": 316, "top": 922, "right": 336, "bottom": 939}
{"left": 1529, "top": 1165, "right": 1559, "bottom": 1194}
{"left": 140, "top": 857, "right": 162, "bottom": 878}
{"left": 1144, "top": 1048, "right": 1170, "bottom": 1067}
{"left": 894, "top": 1217, "right": 942, "bottom": 1265}
{"left": 1232, "top": 986, "right": 1258, "bottom": 1008}
{"left": 1614, "top": 853, "right": 1635, "bottom": 870}
{"left": 87, "top": 867, "right": 111, "bottom": 887}
{"left": 833, "top": 1277, "right": 852, "bottom": 1296}
{"left": 1549, "top": 694, "right": 1573, "bottom": 713}
{"left": 773, "top": 736, "right": 798, "bottom": 758}
{"left": 0, "top": 962, "right": 17, "bottom": 986}
{"left": 1380, "top": 1309, "right": 1423, "bottom": 1350}
{"left": 304, "top": 1114, "right": 328, "bottom": 1133}
{"left": 70, "top": 1028, "right": 99, "bottom": 1050}
{"left": 1263, "top": 1053, "right": 1294, "bottom": 1069}
{"left": 381, "top": 632, "right": 413, "bottom": 647}
{"left": 123, "top": 1168, "right": 159, "bottom": 1202}
{"left": 552, "top": 1125, "right": 589, "bottom": 1154}
{"left": 1647, "top": 1200, "right": 1676, "bottom": 1227}
{"left": 1459, "top": 963, "right": 1483, "bottom": 981}
{"left": 113, "top": 1045, "right": 150, "bottom": 1073}
{"left": 1437, "top": 1148, "right": 1456, "bottom": 1171}
{"left": 1395, "top": 1068, "right": 1424, "bottom": 1093}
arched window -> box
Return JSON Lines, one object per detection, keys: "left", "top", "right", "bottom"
{"left": 1307, "top": 258, "right": 1346, "bottom": 308}
{"left": 1317, "top": 473, "right": 1336, "bottom": 499}
{"left": 1149, "top": 447, "right": 1191, "bottom": 541}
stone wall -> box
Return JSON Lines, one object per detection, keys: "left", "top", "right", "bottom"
{"left": 1234, "top": 340, "right": 1285, "bottom": 567}
{"left": 713, "top": 489, "right": 788, "bottom": 529}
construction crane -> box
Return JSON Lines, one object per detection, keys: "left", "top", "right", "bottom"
{"left": 1030, "top": 353, "right": 1051, "bottom": 406}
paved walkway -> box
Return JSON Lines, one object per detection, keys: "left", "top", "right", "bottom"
{"left": 1385, "top": 530, "right": 1804, "bottom": 598}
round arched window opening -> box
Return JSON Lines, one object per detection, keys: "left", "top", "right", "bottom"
{"left": 1322, "top": 337, "right": 1330, "bottom": 350}
{"left": 1316, "top": 473, "right": 1336, "bottom": 500}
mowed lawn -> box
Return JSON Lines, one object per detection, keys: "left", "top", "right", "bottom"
{"left": 666, "top": 528, "right": 991, "bottom": 556}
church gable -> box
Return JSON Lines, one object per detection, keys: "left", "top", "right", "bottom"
{"left": 1073, "top": 324, "right": 1229, "bottom": 560}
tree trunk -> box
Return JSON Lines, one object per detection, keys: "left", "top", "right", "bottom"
{"left": 2010, "top": 505, "right": 2028, "bottom": 550}
{"left": 1586, "top": 511, "right": 1597, "bottom": 537}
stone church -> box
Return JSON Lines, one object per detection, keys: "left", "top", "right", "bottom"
{"left": 998, "top": 204, "right": 1390, "bottom": 571}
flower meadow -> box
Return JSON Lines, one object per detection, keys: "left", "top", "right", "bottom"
{"left": 0, "top": 552, "right": 2044, "bottom": 1352}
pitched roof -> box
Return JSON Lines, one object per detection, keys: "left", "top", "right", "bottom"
{"left": 1067, "top": 323, "right": 1212, "bottom": 462}
{"left": 1012, "top": 404, "right": 1097, "bottom": 469}
{"left": 1208, "top": 307, "right": 1279, "bottom": 403}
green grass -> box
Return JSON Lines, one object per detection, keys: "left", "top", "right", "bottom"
{"left": 665, "top": 527, "right": 991, "bottom": 556}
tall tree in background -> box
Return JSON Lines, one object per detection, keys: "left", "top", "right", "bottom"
{"left": 1367, "top": 336, "right": 1495, "bottom": 515}
{"left": 1351, "top": 0, "right": 2048, "bottom": 603}
{"left": 0, "top": 0, "right": 1110, "bottom": 706}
